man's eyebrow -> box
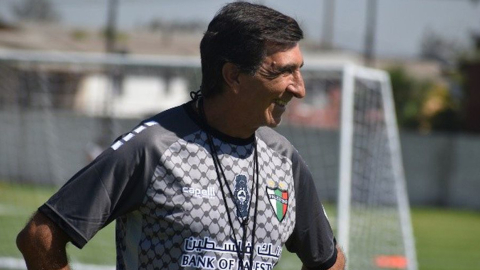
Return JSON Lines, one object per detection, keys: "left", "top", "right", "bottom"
{"left": 275, "top": 61, "right": 304, "bottom": 72}
{"left": 258, "top": 60, "right": 304, "bottom": 79}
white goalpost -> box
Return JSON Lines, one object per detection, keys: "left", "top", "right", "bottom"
{"left": 0, "top": 50, "right": 417, "bottom": 270}
{"left": 335, "top": 64, "right": 418, "bottom": 270}
{"left": 277, "top": 60, "right": 417, "bottom": 270}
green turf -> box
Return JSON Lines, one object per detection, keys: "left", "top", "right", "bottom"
{"left": 0, "top": 182, "right": 55, "bottom": 258}
{"left": 1, "top": 181, "right": 480, "bottom": 270}
{"left": 411, "top": 208, "right": 480, "bottom": 270}
{"left": 0, "top": 181, "right": 116, "bottom": 266}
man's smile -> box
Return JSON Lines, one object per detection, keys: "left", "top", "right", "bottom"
{"left": 273, "top": 99, "right": 289, "bottom": 107}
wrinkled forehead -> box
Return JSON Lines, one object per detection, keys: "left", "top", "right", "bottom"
{"left": 264, "top": 41, "right": 300, "bottom": 57}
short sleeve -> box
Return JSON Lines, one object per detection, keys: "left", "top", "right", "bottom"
{"left": 285, "top": 151, "right": 337, "bottom": 269}
{"left": 39, "top": 123, "right": 161, "bottom": 248}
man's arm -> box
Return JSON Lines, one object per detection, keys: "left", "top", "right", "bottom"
{"left": 16, "top": 211, "right": 71, "bottom": 270}
{"left": 301, "top": 245, "right": 346, "bottom": 270}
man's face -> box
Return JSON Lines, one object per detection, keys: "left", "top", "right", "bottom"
{"left": 237, "top": 44, "right": 305, "bottom": 129}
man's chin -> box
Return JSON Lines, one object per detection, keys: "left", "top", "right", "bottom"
{"left": 267, "top": 118, "right": 282, "bottom": 128}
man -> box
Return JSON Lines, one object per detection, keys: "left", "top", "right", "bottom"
{"left": 17, "top": 2, "right": 345, "bottom": 270}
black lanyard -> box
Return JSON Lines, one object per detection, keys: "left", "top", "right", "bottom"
{"left": 198, "top": 98, "right": 259, "bottom": 270}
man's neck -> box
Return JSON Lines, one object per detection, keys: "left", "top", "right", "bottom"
{"left": 199, "top": 96, "right": 256, "bottom": 139}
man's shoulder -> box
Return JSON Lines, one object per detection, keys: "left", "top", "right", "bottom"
{"left": 146, "top": 103, "right": 189, "bottom": 126}
{"left": 257, "top": 127, "right": 296, "bottom": 157}
{"left": 257, "top": 126, "right": 289, "bottom": 143}
{"left": 141, "top": 102, "right": 199, "bottom": 137}
{"left": 111, "top": 102, "right": 198, "bottom": 151}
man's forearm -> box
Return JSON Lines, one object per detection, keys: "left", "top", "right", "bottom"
{"left": 17, "top": 212, "right": 71, "bottom": 270}
{"left": 22, "top": 252, "right": 70, "bottom": 270}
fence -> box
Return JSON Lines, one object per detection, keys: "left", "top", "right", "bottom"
{"left": 0, "top": 50, "right": 478, "bottom": 210}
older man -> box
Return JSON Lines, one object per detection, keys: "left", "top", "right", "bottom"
{"left": 17, "top": 2, "right": 345, "bottom": 270}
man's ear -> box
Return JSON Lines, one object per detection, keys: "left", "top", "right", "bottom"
{"left": 222, "top": 62, "right": 240, "bottom": 92}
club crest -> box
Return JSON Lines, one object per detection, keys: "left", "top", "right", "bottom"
{"left": 234, "top": 174, "right": 250, "bottom": 219}
{"left": 266, "top": 186, "right": 288, "bottom": 222}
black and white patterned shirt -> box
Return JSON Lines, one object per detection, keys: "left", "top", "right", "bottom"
{"left": 39, "top": 101, "right": 337, "bottom": 270}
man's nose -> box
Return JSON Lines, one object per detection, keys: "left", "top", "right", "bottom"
{"left": 288, "top": 72, "right": 305, "bottom": 99}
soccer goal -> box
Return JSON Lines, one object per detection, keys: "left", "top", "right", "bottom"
{"left": 278, "top": 62, "right": 418, "bottom": 270}
{"left": 0, "top": 50, "right": 416, "bottom": 270}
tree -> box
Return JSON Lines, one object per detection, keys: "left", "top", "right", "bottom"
{"left": 11, "top": 0, "right": 60, "bottom": 23}
{"left": 388, "top": 66, "right": 428, "bottom": 130}
{"left": 421, "top": 84, "right": 461, "bottom": 132}
{"left": 420, "top": 29, "right": 462, "bottom": 68}
{"left": 388, "top": 66, "right": 462, "bottom": 133}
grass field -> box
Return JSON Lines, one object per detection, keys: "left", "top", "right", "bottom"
{"left": 1, "top": 181, "right": 479, "bottom": 270}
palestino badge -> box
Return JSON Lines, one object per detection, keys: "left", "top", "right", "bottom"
{"left": 266, "top": 184, "right": 288, "bottom": 222}
{"left": 234, "top": 174, "right": 250, "bottom": 219}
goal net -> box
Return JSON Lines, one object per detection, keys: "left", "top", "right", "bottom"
{"left": 279, "top": 63, "right": 417, "bottom": 270}
{"left": 0, "top": 50, "right": 416, "bottom": 270}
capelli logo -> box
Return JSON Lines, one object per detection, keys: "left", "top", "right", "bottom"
{"left": 182, "top": 186, "right": 216, "bottom": 199}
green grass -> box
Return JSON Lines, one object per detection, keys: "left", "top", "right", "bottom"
{"left": 1, "top": 181, "right": 480, "bottom": 270}
{"left": 411, "top": 208, "right": 480, "bottom": 270}
{"left": 0, "top": 182, "right": 56, "bottom": 258}
{"left": 0, "top": 181, "right": 116, "bottom": 266}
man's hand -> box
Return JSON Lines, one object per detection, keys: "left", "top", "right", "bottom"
{"left": 17, "top": 211, "right": 71, "bottom": 270}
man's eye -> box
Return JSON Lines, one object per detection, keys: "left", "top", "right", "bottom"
{"left": 282, "top": 68, "right": 295, "bottom": 75}
{"left": 259, "top": 69, "right": 282, "bottom": 79}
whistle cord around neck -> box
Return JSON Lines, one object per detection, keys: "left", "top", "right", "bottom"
{"left": 198, "top": 98, "right": 259, "bottom": 270}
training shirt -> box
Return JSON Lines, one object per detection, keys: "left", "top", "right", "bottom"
{"left": 39, "top": 101, "right": 337, "bottom": 270}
